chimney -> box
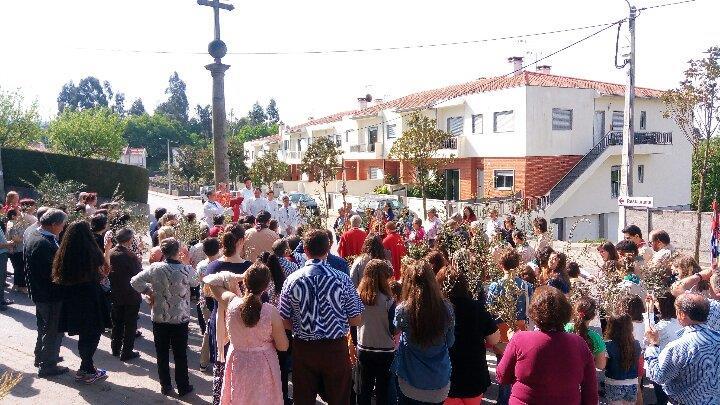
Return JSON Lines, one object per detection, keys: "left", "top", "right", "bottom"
{"left": 357, "top": 93, "right": 372, "bottom": 109}
{"left": 507, "top": 56, "right": 524, "bottom": 75}
{"left": 536, "top": 65, "right": 551, "bottom": 74}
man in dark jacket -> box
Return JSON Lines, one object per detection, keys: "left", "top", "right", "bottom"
{"left": 108, "top": 228, "right": 143, "bottom": 361}
{"left": 24, "top": 208, "right": 68, "bottom": 377}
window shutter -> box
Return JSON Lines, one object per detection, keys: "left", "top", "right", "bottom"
{"left": 447, "top": 117, "right": 463, "bottom": 136}
{"left": 611, "top": 111, "right": 624, "bottom": 131}
{"left": 472, "top": 114, "right": 483, "bottom": 134}
{"left": 494, "top": 111, "right": 514, "bottom": 132}
{"left": 552, "top": 108, "right": 573, "bottom": 130}
{"left": 386, "top": 124, "right": 397, "bottom": 139}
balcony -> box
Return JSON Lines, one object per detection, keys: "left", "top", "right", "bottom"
{"left": 606, "top": 131, "right": 673, "bottom": 145}
{"left": 350, "top": 143, "right": 376, "bottom": 153}
{"left": 278, "top": 150, "right": 303, "bottom": 163}
{"left": 441, "top": 136, "right": 458, "bottom": 150}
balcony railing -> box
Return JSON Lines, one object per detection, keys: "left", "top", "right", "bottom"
{"left": 284, "top": 150, "right": 303, "bottom": 160}
{"left": 606, "top": 131, "right": 673, "bottom": 145}
{"left": 350, "top": 143, "right": 376, "bottom": 153}
{"left": 441, "top": 136, "right": 458, "bottom": 150}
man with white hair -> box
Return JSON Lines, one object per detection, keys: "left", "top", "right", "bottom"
{"left": 338, "top": 215, "right": 367, "bottom": 259}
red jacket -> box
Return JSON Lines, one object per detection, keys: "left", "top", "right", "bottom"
{"left": 338, "top": 227, "right": 367, "bottom": 259}
{"left": 383, "top": 232, "right": 407, "bottom": 280}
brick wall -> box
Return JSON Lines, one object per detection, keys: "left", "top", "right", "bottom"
{"left": 482, "top": 158, "right": 527, "bottom": 198}
{"left": 524, "top": 155, "right": 582, "bottom": 197}
{"left": 437, "top": 157, "right": 483, "bottom": 200}
{"left": 356, "top": 159, "right": 384, "bottom": 180}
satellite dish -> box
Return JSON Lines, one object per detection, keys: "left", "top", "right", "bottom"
{"left": 365, "top": 94, "right": 373, "bottom": 102}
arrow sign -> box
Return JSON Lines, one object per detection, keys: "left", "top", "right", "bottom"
{"left": 618, "top": 196, "right": 653, "bottom": 208}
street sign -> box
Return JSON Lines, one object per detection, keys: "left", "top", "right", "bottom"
{"left": 617, "top": 196, "right": 653, "bottom": 208}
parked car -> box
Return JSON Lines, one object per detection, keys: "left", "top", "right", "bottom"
{"left": 358, "top": 196, "right": 405, "bottom": 213}
{"left": 288, "top": 192, "right": 320, "bottom": 216}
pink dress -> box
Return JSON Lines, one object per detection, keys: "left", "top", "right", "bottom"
{"left": 221, "top": 300, "right": 283, "bottom": 405}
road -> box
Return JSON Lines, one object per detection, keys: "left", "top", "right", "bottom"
{"left": 147, "top": 191, "right": 204, "bottom": 218}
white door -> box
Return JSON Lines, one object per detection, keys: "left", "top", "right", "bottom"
{"left": 593, "top": 111, "right": 605, "bottom": 144}
{"left": 476, "top": 169, "right": 484, "bottom": 198}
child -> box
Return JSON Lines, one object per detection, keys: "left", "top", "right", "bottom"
{"left": 603, "top": 313, "right": 641, "bottom": 405}
{"left": 565, "top": 297, "right": 607, "bottom": 370}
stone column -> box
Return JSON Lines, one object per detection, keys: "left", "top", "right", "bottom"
{"left": 206, "top": 62, "right": 230, "bottom": 186}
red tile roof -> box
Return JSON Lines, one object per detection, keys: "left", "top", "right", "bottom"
{"left": 248, "top": 133, "right": 280, "bottom": 144}
{"left": 287, "top": 110, "right": 358, "bottom": 132}
{"left": 122, "top": 147, "right": 146, "bottom": 155}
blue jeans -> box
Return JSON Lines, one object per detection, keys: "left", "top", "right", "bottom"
{"left": 0, "top": 253, "right": 7, "bottom": 303}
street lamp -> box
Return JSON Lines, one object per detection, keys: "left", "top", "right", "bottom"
{"left": 159, "top": 138, "right": 176, "bottom": 194}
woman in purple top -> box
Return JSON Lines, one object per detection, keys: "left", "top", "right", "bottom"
{"left": 496, "top": 286, "right": 599, "bottom": 405}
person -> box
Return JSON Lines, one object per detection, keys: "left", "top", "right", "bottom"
{"left": 384, "top": 203, "right": 395, "bottom": 221}
{"left": 3, "top": 190, "right": 19, "bottom": 213}
{"left": 272, "top": 239, "right": 299, "bottom": 278}
{"left": 243, "top": 210, "right": 279, "bottom": 262}
{"left": 500, "top": 215, "right": 517, "bottom": 247}
{"left": 644, "top": 292, "right": 682, "bottom": 405}
{"left": 208, "top": 215, "right": 225, "bottom": 238}
{"left": 645, "top": 293, "right": 720, "bottom": 404}
{"left": 564, "top": 297, "right": 607, "bottom": 369}
{"left": 408, "top": 217, "right": 425, "bottom": 245}
{"left": 244, "top": 188, "right": 268, "bottom": 218}
{"left": 512, "top": 230, "right": 535, "bottom": 265}
{"left": 258, "top": 251, "right": 286, "bottom": 306}
{"left": 485, "top": 209, "right": 503, "bottom": 240}
{"left": 437, "top": 256, "right": 500, "bottom": 405}
{"left": 53, "top": 221, "right": 111, "bottom": 384}
{"left": 278, "top": 229, "right": 364, "bottom": 405}
{"left": 670, "top": 255, "right": 710, "bottom": 297}
{"left": 544, "top": 251, "right": 570, "bottom": 294}
{"left": 350, "top": 235, "right": 389, "bottom": 287}
{"left": 615, "top": 240, "right": 639, "bottom": 263}
{"left": 425, "top": 250, "right": 447, "bottom": 275}
{"left": 532, "top": 217, "right": 552, "bottom": 252}
{"left": 354, "top": 259, "right": 397, "bottom": 405}
{"left": 131, "top": 238, "right": 199, "bottom": 397}
{"left": 81, "top": 192, "right": 98, "bottom": 215}
{"left": 277, "top": 195, "right": 300, "bottom": 237}
{"left": 205, "top": 225, "right": 252, "bottom": 404}
{"left": 487, "top": 248, "right": 533, "bottom": 337}
{"left": 603, "top": 312, "right": 642, "bottom": 405}
{"left": 462, "top": 206, "right": 477, "bottom": 225}
{"left": 425, "top": 208, "right": 443, "bottom": 248}
{"left": 25, "top": 208, "right": 68, "bottom": 377}
{"left": 333, "top": 207, "right": 346, "bottom": 243}
{"left": 188, "top": 225, "right": 210, "bottom": 269}
{"left": 0, "top": 219, "right": 18, "bottom": 309}
{"left": 108, "top": 228, "right": 143, "bottom": 362}
{"left": 240, "top": 178, "right": 255, "bottom": 201}
{"left": 203, "top": 190, "right": 226, "bottom": 228}
{"left": 265, "top": 190, "right": 280, "bottom": 220}
{"left": 292, "top": 230, "right": 350, "bottom": 276}
{"left": 496, "top": 286, "right": 599, "bottom": 404}
{"left": 197, "top": 237, "right": 222, "bottom": 372}
{"left": 622, "top": 225, "right": 653, "bottom": 264}
{"left": 382, "top": 221, "right": 407, "bottom": 280}
{"left": 150, "top": 207, "right": 167, "bottom": 247}
{"left": 6, "top": 209, "right": 30, "bottom": 293}
{"left": 206, "top": 262, "right": 289, "bottom": 405}
{"left": 149, "top": 226, "right": 190, "bottom": 264}
{"left": 649, "top": 230, "right": 673, "bottom": 265}
{"left": 338, "top": 215, "right": 367, "bottom": 259}
{"left": 392, "top": 259, "right": 455, "bottom": 404}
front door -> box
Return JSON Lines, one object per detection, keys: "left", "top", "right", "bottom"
{"left": 476, "top": 169, "right": 484, "bottom": 199}
{"left": 593, "top": 111, "right": 605, "bottom": 144}
{"left": 445, "top": 169, "right": 460, "bottom": 201}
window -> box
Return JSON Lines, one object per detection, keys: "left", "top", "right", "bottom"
{"left": 368, "top": 126, "right": 378, "bottom": 144}
{"left": 493, "top": 111, "right": 514, "bottom": 132}
{"left": 640, "top": 111, "right": 647, "bottom": 130}
{"left": 446, "top": 117, "right": 463, "bottom": 136}
{"left": 296, "top": 139, "right": 302, "bottom": 150}
{"left": 611, "top": 165, "right": 620, "bottom": 197}
{"left": 335, "top": 134, "right": 342, "bottom": 147}
{"left": 493, "top": 170, "right": 514, "bottom": 190}
{"left": 345, "top": 130, "right": 351, "bottom": 143}
{"left": 552, "top": 108, "right": 573, "bottom": 130}
{"left": 283, "top": 140, "right": 289, "bottom": 150}
{"left": 369, "top": 167, "right": 382, "bottom": 179}
{"left": 386, "top": 124, "right": 397, "bottom": 139}
{"left": 638, "top": 164, "right": 645, "bottom": 183}
{"left": 472, "top": 114, "right": 483, "bottom": 134}
{"left": 611, "top": 111, "right": 624, "bottom": 131}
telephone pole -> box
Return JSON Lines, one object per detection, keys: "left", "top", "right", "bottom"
{"left": 618, "top": 3, "right": 636, "bottom": 241}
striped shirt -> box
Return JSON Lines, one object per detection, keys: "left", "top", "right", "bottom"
{"left": 278, "top": 257, "right": 299, "bottom": 278}
{"left": 278, "top": 259, "right": 363, "bottom": 341}
{"left": 644, "top": 324, "right": 720, "bottom": 404}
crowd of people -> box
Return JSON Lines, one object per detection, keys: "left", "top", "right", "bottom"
{"left": 2, "top": 182, "right": 720, "bottom": 405}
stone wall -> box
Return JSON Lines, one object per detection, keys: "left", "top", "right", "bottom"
{"left": 626, "top": 207, "right": 713, "bottom": 265}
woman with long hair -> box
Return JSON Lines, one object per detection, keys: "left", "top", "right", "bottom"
{"left": 355, "top": 259, "right": 396, "bottom": 405}
{"left": 258, "top": 251, "right": 286, "bottom": 306}
{"left": 462, "top": 206, "right": 477, "bottom": 225}
{"left": 437, "top": 254, "right": 500, "bottom": 405}
{"left": 392, "top": 259, "right": 455, "bottom": 404}
{"left": 545, "top": 251, "right": 570, "bottom": 294}
{"left": 496, "top": 286, "right": 598, "bottom": 404}
{"left": 206, "top": 262, "right": 289, "bottom": 405}
{"left": 598, "top": 241, "right": 620, "bottom": 263}
{"left": 53, "top": 221, "right": 111, "bottom": 384}
{"left": 425, "top": 250, "right": 447, "bottom": 275}
{"left": 603, "top": 313, "right": 642, "bottom": 405}
{"left": 565, "top": 297, "right": 607, "bottom": 369}
{"left": 149, "top": 226, "right": 190, "bottom": 264}
{"left": 350, "top": 234, "right": 389, "bottom": 287}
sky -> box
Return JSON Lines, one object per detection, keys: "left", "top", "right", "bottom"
{"left": 0, "top": 0, "right": 718, "bottom": 126}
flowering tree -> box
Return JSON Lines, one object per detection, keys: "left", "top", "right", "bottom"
{"left": 663, "top": 47, "right": 720, "bottom": 261}
{"left": 388, "top": 112, "right": 453, "bottom": 219}
{"left": 300, "top": 136, "right": 342, "bottom": 223}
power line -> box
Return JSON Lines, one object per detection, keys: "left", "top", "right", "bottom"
{"left": 638, "top": 0, "right": 695, "bottom": 11}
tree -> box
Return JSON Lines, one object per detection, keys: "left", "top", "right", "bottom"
{"left": 155, "top": 72, "right": 189, "bottom": 124}
{"left": 694, "top": 137, "right": 720, "bottom": 214}
{"left": 248, "top": 102, "right": 267, "bottom": 126}
{"left": 388, "top": 112, "right": 453, "bottom": 219}
{"left": 57, "top": 76, "right": 113, "bottom": 113}
{"left": 249, "top": 151, "right": 289, "bottom": 189}
{"left": 128, "top": 98, "right": 146, "bottom": 116}
{"left": 113, "top": 92, "right": 126, "bottom": 116}
{"left": 47, "top": 108, "right": 126, "bottom": 160}
{"left": 174, "top": 145, "right": 214, "bottom": 189}
{"left": 189, "top": 104, "right": 212, "bottom": 139}
{"left": 300, "top": 136, "right": 342, "bottom": 223}
{"left": 663, "top": 47, "right": 720, "bottom": 261}
{"left": 266, "top": 98, "right": 280, "bottom": 124}
{"left": 123, "top": 113, "right": 194, "bottom": 170}
{"left": 235, "top": 123, "right": 279, "bottom": 143}
{"left": 0, "top": 87, "right": 42, "bottom": 148}
{"left": 227, "top": 135, "right": 248, "bottom": 188}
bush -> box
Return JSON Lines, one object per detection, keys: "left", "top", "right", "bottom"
{"left": 373, "top": 184, "right": 391, "bottom": 195}
{"left": 2, "top": 148, "right": 149, "bottom": 203}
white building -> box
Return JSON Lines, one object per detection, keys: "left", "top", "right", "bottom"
{"left": 247, "top": 60, "right": 691, "bottom": 241}
{"left": 119, "top": 147, "right": 147, "bottom": 168}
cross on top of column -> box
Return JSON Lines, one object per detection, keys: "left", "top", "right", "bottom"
{"left": 197, "top": 0, "right": 234, "bottom": 41}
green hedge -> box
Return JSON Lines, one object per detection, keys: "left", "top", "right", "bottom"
{"left": 2, "top": 148, "right": 149, "bottom": 203}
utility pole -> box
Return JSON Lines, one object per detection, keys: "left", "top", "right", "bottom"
{"left": 167, "top": 139, "right": 172, "bottom": 194}
{"left": 198, "top": 0, "right": 234, "bottom": 187}
{"left": 618, "top": 3, "right": 636, "bottom": 241}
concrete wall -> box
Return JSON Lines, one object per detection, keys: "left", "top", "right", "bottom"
{"left": 279, "top": 179, "right": 383, "bottom": 197}
{"left": 462, "top": 87, "right": 527, "bottom": 157}
{"left": 626, "top": 208, "right": 713, "bottom": 265}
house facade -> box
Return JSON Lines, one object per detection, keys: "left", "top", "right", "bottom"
{"left": 246, "top": 63, "right": 691, "bottom": 240}
{"left": 119, "top": 147, "right": 147, "bottom": 168}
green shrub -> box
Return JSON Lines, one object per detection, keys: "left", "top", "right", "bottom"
{"left": 373, "top": 184, "right": 391, "bottom": 195}
{"left": 2, "top": 148, "right": 149, "bottom": 203}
